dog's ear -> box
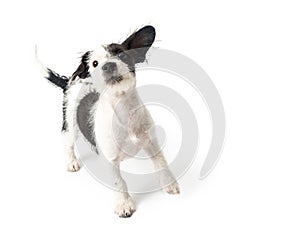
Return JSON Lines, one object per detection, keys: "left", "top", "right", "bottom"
{"left": 70, "top": 51, "right": 91, "bottom": 81}
{"left": 122, "top": 25, "right": 156, "bottom": 63}
{"left": 71, "top": 63, "right": 88, "bottom": 81}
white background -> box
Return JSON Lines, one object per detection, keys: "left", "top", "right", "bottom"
{"left": 0, "top": 0, "right": 300, "bottom": 239}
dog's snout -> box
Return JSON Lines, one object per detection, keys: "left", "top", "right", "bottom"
{"left": 102, "top": 62, "right": 117, "bottom": 73}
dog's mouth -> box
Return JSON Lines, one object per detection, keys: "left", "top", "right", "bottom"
{"left": 105, "top": 75, "right": 123, "bottom": 85}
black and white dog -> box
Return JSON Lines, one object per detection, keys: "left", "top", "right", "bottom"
{"left": 37, "top": 26, "right": 179, "bottom": 217}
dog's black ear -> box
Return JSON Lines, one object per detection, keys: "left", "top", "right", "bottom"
{"left": 70, "top": 51, "right": 91, "bottom": 81}
{"left": 122, "top": 25, "right": 156, "bottom": 63}
{"left": 71, "top": 63, "right": 87, "bottom": 81}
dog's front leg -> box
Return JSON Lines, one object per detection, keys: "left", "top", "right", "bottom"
{"left": 144, "top": 141, "right": 180, "bottom": 194}
{"left": 63, "top": 131, "right": 80, "bottom": 172}
{"left": 111, "top": 159, "right": 136, "bottom": 218}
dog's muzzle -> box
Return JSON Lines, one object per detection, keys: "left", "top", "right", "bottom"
{"left": 103, "top": 62, "right": 123, "bottom": 85}
{"left": 102, "top": 62, "right": 117, "bottom": 74}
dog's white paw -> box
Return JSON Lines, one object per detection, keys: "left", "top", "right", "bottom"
{"left": 66, "top": 159, "right": 81, "bottom": 172}
{"left": 115, "top": 198, "right": 136, "bottom": 218}
{"left": 163, "top": 181, "right": 180, "bottom": 195}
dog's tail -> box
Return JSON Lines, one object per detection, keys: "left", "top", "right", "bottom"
{"left": 35, "top": 45, "right": 69, "bottom": 90}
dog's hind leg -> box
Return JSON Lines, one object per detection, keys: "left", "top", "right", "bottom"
{"left": 143, "top": 140, "right": 180, "bottom": 194}
{"left": 111, "top": 159, "right": 136, "bottom": 218}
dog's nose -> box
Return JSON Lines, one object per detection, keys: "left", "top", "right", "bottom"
{"left": 102, "top": 62, "right": 117, "bottom": 73}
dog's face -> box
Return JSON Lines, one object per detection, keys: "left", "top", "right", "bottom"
{"left": 70, "top": 26, "right": 156, "bottom": 92}
{"left": 88, "top": 44, "right": 135, "bottom": 87}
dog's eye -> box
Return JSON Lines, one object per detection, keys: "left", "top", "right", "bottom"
{"left": 93, "top": 61, "right": 98, "bottom": 67}
{"left": 117, "top": 52, "right": 128, "bottom": 61}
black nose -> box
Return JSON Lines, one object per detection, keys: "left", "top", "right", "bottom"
{"left": 102, "top": 62, "right": 117, "bottom": 73}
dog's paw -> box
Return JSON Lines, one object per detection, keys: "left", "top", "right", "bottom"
{"left": 66, "top": 160, "right": 81, "bottom": 172}
{"left": 115, "top": 198, "right": 136, "bottom": 218}
{"left": 163, "top": 181, "right": 180, "bottom": 195}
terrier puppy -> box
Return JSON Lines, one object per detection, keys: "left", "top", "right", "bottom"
{"left": 37, "top": 26, "right": 179, "bottom": 218}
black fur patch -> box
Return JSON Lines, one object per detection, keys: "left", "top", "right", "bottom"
{"left": 61, "top": 51, "right": 91, "bottom": 132}
{"left": 70, "top": 51, "right": 91, "bottom": 82}
{"left": 46, "top": 68, "right": 69, "bottom": 89}
{"left": 106, "top": 43, "right": 126, "bottom": 55}
{"left": 106, "top": 44, "right": 135, "bottom": 74}
{"left": 62, "top": 90, "right": 68, "bottom": 132}
{"left": 76, "top": 91, "right": 100, "bottom": 148}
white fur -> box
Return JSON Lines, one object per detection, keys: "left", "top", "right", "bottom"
{"left": 35, "top": 46, "right": 49, "bottom": 79}
{"left": 63, "top": 83, "right": 83, "bottom": 171}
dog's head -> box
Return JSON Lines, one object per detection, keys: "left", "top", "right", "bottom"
{"left": 70, "top": 26, "right": 155, "bottom": 92}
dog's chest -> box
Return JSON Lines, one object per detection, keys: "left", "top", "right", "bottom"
{"left": 94, "top": 91, "right": 151, "bottom": 161}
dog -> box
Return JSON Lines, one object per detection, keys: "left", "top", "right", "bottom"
{"left": 37, "top": 26, "right": 180, "bottom": 217}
